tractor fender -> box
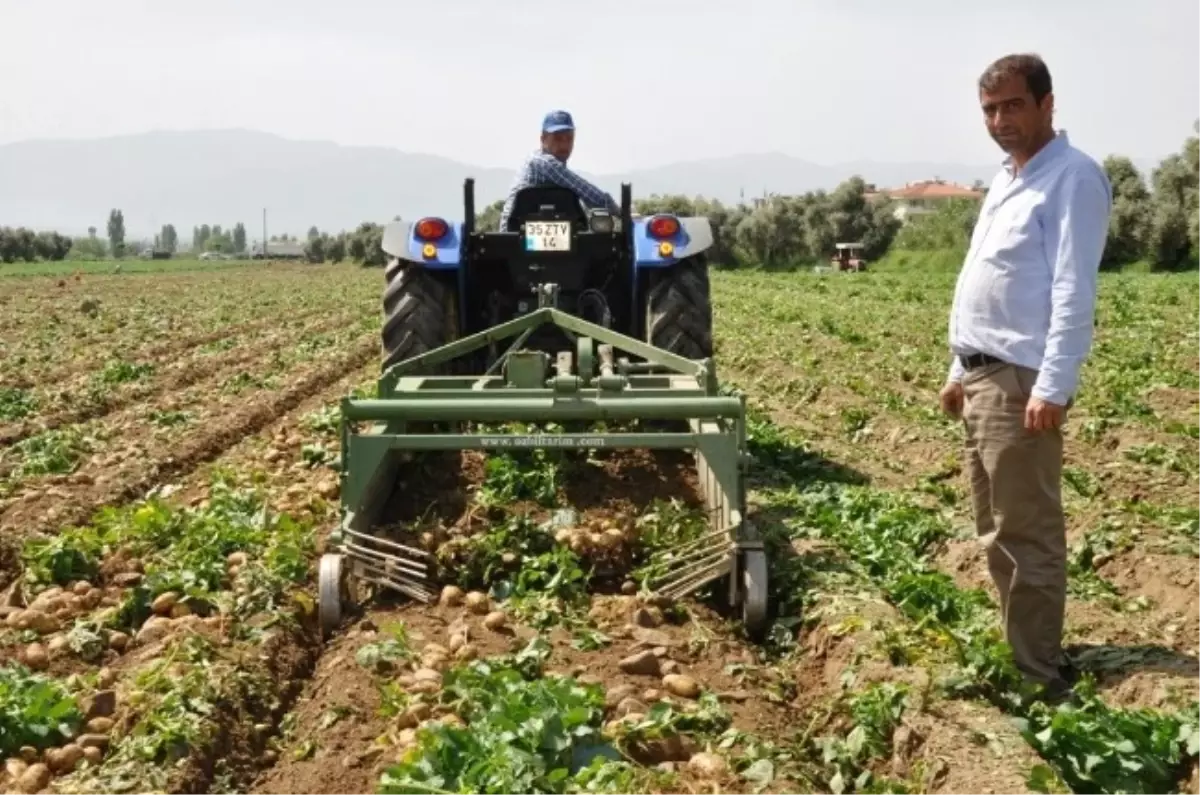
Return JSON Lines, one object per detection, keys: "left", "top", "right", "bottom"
{"left": 381, "top": 221, "right": 413, "bottom": 259}
{"left": 381, "top": 220, "right": 463, "bottom": 270}
{"left": 633, "top": 215, "right": 714, "bottom": 268}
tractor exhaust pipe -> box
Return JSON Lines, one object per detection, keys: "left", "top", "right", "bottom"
{"left": 463, "top": 178, "right": 476, "bottom": 236}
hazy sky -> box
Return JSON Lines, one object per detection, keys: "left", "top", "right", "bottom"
{"left": 2, "top": 0, "right": 1196, "bottom": 173}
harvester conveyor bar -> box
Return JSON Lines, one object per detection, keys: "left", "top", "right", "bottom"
{"left": 353, "top": 432, "right": 716, "bottom": 451}
{"left": 343, "top": 396, "right": 743, "bottom": 423}
{"left": 382, "top": 388, "right": 710, "bottom": 400}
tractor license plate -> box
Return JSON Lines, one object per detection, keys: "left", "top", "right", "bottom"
{"left": 524, "top": 221, "right": 571, "bottom": 252}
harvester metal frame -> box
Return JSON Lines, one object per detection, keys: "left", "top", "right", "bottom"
{"left": 318, "top": 306, "right": 769, "bottom": 641}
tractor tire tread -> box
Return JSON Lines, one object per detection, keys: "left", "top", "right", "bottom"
{"left": 381, "top": 259, "right": 454, "bottom": 372}
{"left": 646, "top": 254, "right": 714, "bottom": 360}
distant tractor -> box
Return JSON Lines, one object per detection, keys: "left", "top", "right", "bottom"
{"left": 830, "top": 242, "right": 867, "bottom": 272}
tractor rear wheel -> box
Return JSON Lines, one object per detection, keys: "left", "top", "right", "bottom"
{"left": 645, "top": 254, "right": 714, "bottom": 359}
{"left": 381, "top": 259, "right": 457, "bottom": 372}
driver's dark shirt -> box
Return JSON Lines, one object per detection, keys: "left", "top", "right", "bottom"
{"left": 498, "top": 149, "right": 619, "bottom": 229}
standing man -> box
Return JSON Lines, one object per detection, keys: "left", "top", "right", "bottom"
{"left": 939, "top": 53, "right": 1112, "bottom": 701}
{"left": 498, "top": 109, "right": 620, "bottom": 231}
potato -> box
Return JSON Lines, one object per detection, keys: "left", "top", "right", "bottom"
{"left": 482, "top": 611, "right": 507, "bottom": 632}
{"left": 45, "top": 744, "right": 84, "bottom": 773}
{"left": 22, "top": 643, "right": 48, "bottom": 670}
{"left": 663, "top": 674, "right": 701, "bottom": 699}
{"left": 687, "top": 751, "right": 728, "bottom": 777}
{"left": 16, "top": 763, "right": 51, "bottom": 794}
{"left": 439, "top": 585, "right": 465, "bottom": 607}
{"left": 447, "top": 632, "right": 468, "bottom": 654}
{"left": 464, "top": 592, "right": 490, "bottom": 615}
{"left": 150, "top": 591, "right": 179, "bottom": 616}
{"left": 5, "top": 758, "right": 27, "bottom": 780}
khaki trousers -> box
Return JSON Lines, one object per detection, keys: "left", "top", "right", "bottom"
{"left": 961, "top": 361, "right": 1067, "bottom": 684}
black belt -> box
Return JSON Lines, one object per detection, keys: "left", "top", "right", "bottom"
{"left": 958, "top": 353, "right": 1004, "bottom": 370}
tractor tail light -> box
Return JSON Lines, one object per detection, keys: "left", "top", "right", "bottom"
{"left": 415, "top": 217, "right": 449, "bottom": 240}
{"left": 647, "top": 215, "right": 680, "bottom": 239}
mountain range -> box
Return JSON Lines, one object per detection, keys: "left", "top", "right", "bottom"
{"left": 0, "top": 129, "right": 1155, "bottom": 240}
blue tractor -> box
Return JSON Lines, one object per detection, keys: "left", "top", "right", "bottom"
{"left": 378, "top": 178, "right": 715, "bottom": 371}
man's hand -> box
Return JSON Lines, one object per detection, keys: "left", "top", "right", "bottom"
{"left": 1025, "top": 397, "right": 1065, "bottom": 432}
{"left": 939, "top": 381, "right": 964, "bottom": 419}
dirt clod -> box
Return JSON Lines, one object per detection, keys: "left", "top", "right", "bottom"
{"left": 84, "top": 690, "right": 117, "bottom": 719}
{"left": 618, "top": 650, "right": 661, "bottom": 676}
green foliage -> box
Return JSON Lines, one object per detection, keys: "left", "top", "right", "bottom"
{"left": 0, "top": 227, "right": 73, "bottom": 262}
{"left": 891, "top": 197, "right": 980, "bottom": 257}
{"left": 0, "top": 386, "right": 38, "bottom": 421}
{"left": 379, "top": 649, "right": 611, "bottom": 794}
{"left": 635, "top": 178, "right": 900, "bottom": 269}
{"left": 1019, "top": 679, "right": 1200, "bottom": 794}
{"left": 157, "top": 223, "right": 179, "bottom": 253}
{"left": 0, "top": 664, "right": 84, "bottom": 757}
{"left": 19, "top": 477, "right": 314, "bottom": 626}
{"left": 749, "top": 413, "right": 1199, "bottom": 794}
{"left": 107, "top": 208, "right": 125, "bottom": 258}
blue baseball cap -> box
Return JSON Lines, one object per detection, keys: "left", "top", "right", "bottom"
{"left": 542, "top": 110, "right": 575, "bottom": 133}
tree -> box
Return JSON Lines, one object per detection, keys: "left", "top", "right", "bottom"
{"left": 307, "top": 226, "right": 320, "bottom": 241}
{"left": 1101, "top": 156, "right": 1152, "bottom": 268}
{"left": 158, "top": 224, "right": 178, "bottom": 253}
{"left": 304, "top": 235, "right": 325, "bottom": 263}
{"left": 348, "top": 222, "right": 385, "bottom": 266}
{"left": 1147, "top": 124, "right": 1199, "bottom": 270}
{"left": 326, "top": 233, "right": 347, "bottom": 263}
{"left": 107, "top": 209, "right": 125, "bottom": 258}
{"left": 233, "top": 223, "right": 247, "bottom": 254}
{"left": 475, "top": 200, "right": 504, "bottom": 231}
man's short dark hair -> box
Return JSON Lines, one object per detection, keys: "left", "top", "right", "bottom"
{"left": 979, "top": 53, "right": 1053, "bottom": 103}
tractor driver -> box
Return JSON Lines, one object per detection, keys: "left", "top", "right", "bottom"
{"left": 497, "top": 110, "right": 621, "bottom": 230}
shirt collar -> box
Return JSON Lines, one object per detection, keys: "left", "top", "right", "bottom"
{"left": 1002, "top": 129, "right": 1069, "bottom": 178}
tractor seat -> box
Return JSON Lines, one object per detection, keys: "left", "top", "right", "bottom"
{"left": 504, "top": 185, "right": 588, "bottom": 232}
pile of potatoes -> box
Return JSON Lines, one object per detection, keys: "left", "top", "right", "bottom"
{"left": 3, "top": 582, "right": 117, "bottom": 670}
{"left": 552, "top": 515, "right": 639, "bottom": 569}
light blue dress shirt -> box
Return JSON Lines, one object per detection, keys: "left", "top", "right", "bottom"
{"left": 947, "top": 130, "right": 1113, "bottom": 406}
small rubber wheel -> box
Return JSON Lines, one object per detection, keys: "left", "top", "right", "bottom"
{"left": 318, "top": 553, "right": 352, "bottom": 640}
{"left": 741, "top": 549, "right": 769, "bottom": 642}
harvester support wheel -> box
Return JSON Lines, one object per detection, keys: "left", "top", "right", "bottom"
{"left": 318, "top": 553, "right": 353, "bottom": 640}
{"left": 741, "top": 548, "right": 769, "bottom": 641}
{"left": 381, "top": 259, "right": 457, "bottom": 372}
{"left": 645, "top": 254, "right": 714, "bottom": 360}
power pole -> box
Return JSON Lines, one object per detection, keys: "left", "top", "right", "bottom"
{"left": 262, "top": 208, "right": 267, "bottom": 258}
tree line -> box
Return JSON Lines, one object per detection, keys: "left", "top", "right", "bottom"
{"left": 1, "top": 126, "right": 1194, "bottom": 270}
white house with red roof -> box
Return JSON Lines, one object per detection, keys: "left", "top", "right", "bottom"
{"left": 865, "top": 179, "right": 985, "bottom": 222}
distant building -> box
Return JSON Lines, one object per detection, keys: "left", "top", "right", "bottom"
{"left": 866, "top": 179, "right": 985, "bottom": 223}
{"left": 249, "top": 240, "right": 306, "bottom": 259}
